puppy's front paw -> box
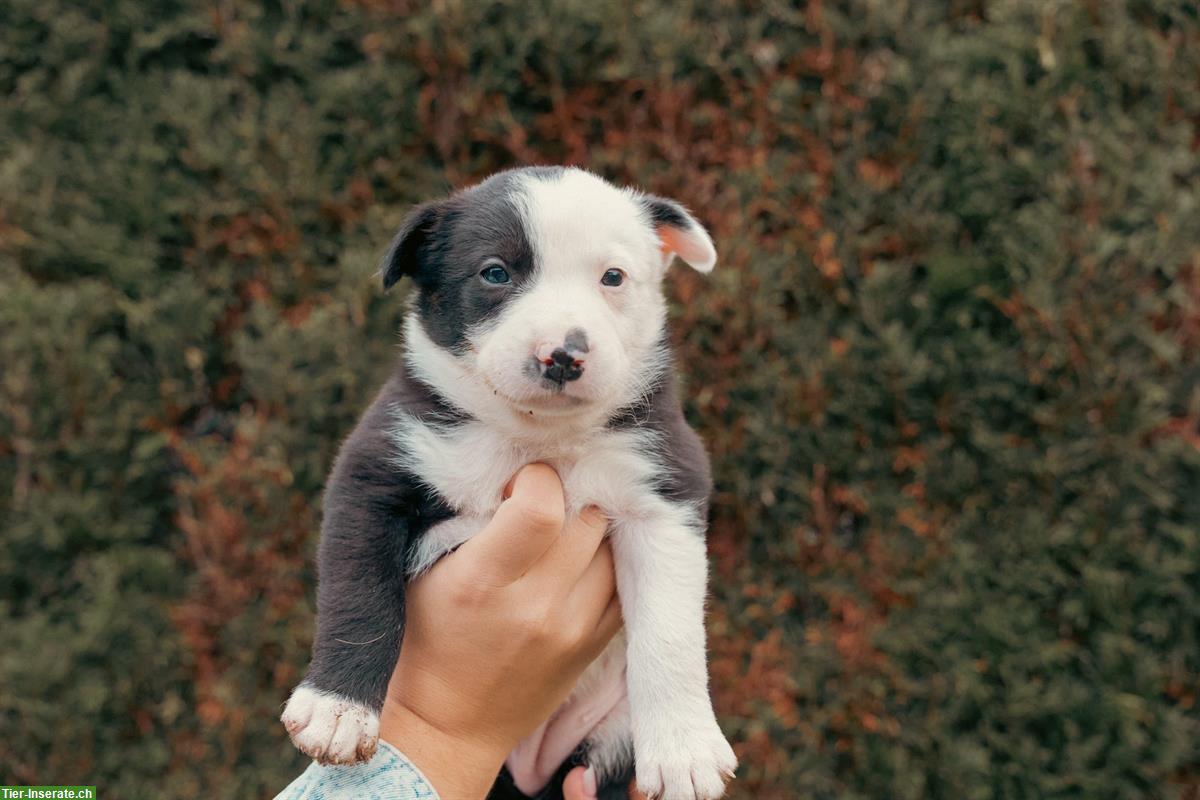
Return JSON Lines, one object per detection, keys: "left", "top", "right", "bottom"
{"left": 282, "top": 685, "right": 379, "bottom": 765}
{"left": 636, "top": 716, "right": 736, "bottom": 800}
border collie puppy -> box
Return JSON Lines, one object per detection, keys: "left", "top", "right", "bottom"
{"left": 281, "top": 167, "right": 736, "bottom": 800}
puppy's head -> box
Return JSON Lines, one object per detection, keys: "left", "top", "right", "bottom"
{"left": 382, "top": 167, "right": 715, "bottom": 417}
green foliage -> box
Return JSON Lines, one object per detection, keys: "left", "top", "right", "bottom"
{"left": 2, "top": 1, "right": 1198, "bottom": 797}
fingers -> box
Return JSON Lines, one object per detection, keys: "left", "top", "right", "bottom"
{"left": 563, "top": 538, "right": 617, "bottom": 626}
{"left": 568, "top": 593, "right": 623, "bottom": 671}
{"left": 456, "top": 464, "right": 566, "bottom": 585}
{"left": 526, "top": 505, "right": 609, "bottom": 591}
{"left": 594, "top": 592, "right": 623, "bottom": 642}
{"left": 562, "top": 765, "right": 646, "bottom": 800}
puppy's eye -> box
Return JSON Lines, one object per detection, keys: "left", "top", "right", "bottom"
{"left": 480, "top": 262, "right": 511, "bottom": 285}
{"left": 601, "top": 268, "right": 626, "bottom": 287}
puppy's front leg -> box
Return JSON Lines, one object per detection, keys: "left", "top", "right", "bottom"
{"left": 281, "top": 478, "right": 411, "bottom": 763}
{"left": 281, "top": 394, "right": 445, "bottom": 765}
{"left": 612, "top": 511, "right": 736, "bottom": 800}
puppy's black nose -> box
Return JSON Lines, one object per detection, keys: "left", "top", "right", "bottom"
{"left": 537, "top": 340, "right": 588, "bottom": 383}
{"left": 543, "top": 347, "right": 584, "bottom": 383}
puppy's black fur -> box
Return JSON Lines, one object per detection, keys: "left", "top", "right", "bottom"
{"left": 607, "top": 347, "right": 712, "bottom": 511}
{"left": 382, "top": 170, "right": 545, "bottom": 353}
{"left": 302, "top": 371, "right": 457, "bottom": 711}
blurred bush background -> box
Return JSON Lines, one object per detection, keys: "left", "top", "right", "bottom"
{"left": 2, "top": 0, "right": 1199, "bottom": 797}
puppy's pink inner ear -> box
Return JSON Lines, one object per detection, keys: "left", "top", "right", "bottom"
{"left": 657, "top": 225, "right": 715, "bottom": 272}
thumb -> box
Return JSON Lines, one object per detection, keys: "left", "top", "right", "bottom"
{"left": 562, "top": 766, "right": 647, "bottom": 800}
{"left": 562, "top": 766, "right": 595, "bottom": 800}
{"left": 455, "top": 463, "right": 566, "bottom": 585}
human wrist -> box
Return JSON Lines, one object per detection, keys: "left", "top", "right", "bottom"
{"left": 379, "top": 697, "right": 510, "bottom": 800}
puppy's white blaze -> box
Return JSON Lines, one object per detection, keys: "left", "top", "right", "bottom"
{"left": 514, "top": 169, "right": 663, "bottom": 282}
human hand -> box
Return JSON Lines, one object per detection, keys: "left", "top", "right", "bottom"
{"left": 562, "top": 766, "right": 648, "bottom": 800}
{"left": 378, "top": 464, "right": 621, "bottom": 800}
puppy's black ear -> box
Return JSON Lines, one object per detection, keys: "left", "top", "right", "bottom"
{"left": 379, "top": 202, "right": 443, "bottom": 290}
{"left": 641, "top": 194, "right": 717, "bottom": 273}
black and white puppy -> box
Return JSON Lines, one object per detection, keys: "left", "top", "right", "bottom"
{"left": 282, "top": 167, "right": 736, "bottom": 800}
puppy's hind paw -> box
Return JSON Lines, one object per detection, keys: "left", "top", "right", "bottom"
{"left": 282, "top": 685, "right": 379, "bottom": 765}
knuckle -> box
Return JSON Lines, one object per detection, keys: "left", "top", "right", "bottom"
{"left": 519, "top": 462, "right": 560, "bottom": 485}
{"left": 513, "top": 499, "right": 565, "bottom": 533}
{"left": 517, "top": 613, "right": 550, "bottom": 643}
{"left": 578, "top": 506, "right": 608, "bottom": 532}
{"left": 450, "top": 581, "right": 488, "bottom": 608}
{"left": 594, "top": 538, "right": 615, "bottom": 565}
{"left": 563, "top": 622, "right": 592, "bottom": 651}
{"left": 515, "top": 606, "right": 559, "bottom": 645}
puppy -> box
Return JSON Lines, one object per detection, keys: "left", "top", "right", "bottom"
{"left": 282, "top": 167, "right": 736, "bottom": 800}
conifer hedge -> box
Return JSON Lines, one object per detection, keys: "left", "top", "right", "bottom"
{"left": 2, "top": 1, "right": 1198, "bottom": 797}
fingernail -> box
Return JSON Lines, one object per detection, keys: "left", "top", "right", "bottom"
{"left": 581, "top": 506, "right": 606, "bottom": 527}
{"left": 582, "top": 766, "right": 597, "bottom": 799}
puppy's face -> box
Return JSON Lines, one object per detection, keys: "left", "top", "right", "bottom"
{"left": 383, "top": 167, "right": 715, "bottom": 416}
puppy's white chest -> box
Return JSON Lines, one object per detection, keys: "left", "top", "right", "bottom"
{"left": 391, "top": 415, "right": 664, "bottom": 576}
{"left": 389, "top": 414, "right": 663, "bottom": 520}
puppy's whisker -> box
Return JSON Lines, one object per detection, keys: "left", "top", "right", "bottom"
{"left": 333, "top": 631, "right": 388, "bottom": 646}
